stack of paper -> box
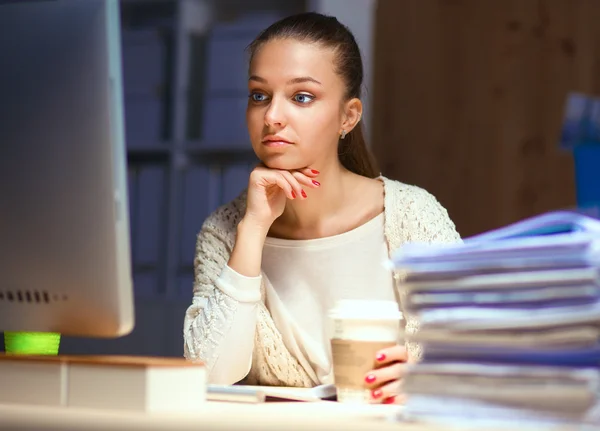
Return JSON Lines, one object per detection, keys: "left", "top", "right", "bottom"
{"left": 391, "top": 210, "right": 600, "bottom": 426}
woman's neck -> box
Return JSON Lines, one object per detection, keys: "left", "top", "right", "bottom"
{"left": 271, "top": 162, "right": 354, "bottom": 238}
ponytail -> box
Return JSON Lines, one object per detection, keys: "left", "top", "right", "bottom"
{"left": 338, "top": 122, "right": 380, "bottom": 178}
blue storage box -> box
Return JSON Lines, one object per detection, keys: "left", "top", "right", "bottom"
{"left": 124, "top": 96, "right": 164, "bottom": 146}
{"left": 121, "top": 29, "right": 166, "bottom": 96}
{"left": 204, "top": 13, "right": 285, "bottom": 94}
{"left": 560, "top": 93, "right": 600, "bottom": 209}
{"left": 201, "top": 96, "right": 249, "bottom": 145}
{"left": 573, "top": 144, "right": 600, "bottom": 209}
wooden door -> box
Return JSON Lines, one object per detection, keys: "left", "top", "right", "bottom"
{"left": 372, "top": 0, "right": 600, "bottom": 236}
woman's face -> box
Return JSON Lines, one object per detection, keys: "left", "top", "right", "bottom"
{"left": 246, "top": 39, "right": 347, "bottom": 170}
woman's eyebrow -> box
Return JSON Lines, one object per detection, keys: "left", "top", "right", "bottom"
{"left": 248, "top": 75, "right": 322, "bottom": 86}
{"left": 248, "top": 75, "right": 268, "bottom": 84}
{"left": 287, "top": 76, "right": 322, "bottom": 85}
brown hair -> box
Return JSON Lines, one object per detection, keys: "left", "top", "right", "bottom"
{"left": 247, "top": 12, "right": 380, "bottom": 178}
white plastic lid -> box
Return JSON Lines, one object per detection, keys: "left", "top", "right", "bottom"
{"left": 328, "top": 299, "right": 403, "bottom": 321}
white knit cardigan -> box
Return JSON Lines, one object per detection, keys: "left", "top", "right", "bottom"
{"left": 183, "top": 177, "right": 461, "bottom": 387}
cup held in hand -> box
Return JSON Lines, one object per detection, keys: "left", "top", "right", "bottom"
{"left": 328, "top": 300, "right": 403, "bottom": 403}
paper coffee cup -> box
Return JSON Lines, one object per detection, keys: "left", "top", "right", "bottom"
{"left": 329, "top": 300, "right": 404, "bottom": 403}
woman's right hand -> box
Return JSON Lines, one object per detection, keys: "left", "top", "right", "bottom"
{"left": 229, "top": 165, "right": 319, "bottom": 277}
{"left": 243, "top": 165, "right": 321, "bottom": 231}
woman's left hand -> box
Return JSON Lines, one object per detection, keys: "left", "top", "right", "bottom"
{"left": 364, "top": 345, "right": 408, "bottom": 404}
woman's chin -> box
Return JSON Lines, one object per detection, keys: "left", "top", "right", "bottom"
{"left": 260, "top": 155, "right": 305, "bottom": 171}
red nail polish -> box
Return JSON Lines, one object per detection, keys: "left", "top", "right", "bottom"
{"left": 372, "top": 389, "right": 383, "bottom": 399}
{"left": 312, "top": 180, "right": 320, "bottom": 186}
{"left": 383, "top": 396, "right": 396, "bottom": 404}
{"left": 301, "top": 190, "right": 307, "bottom": 198}
{"left": 376, "top": 353, "right": 386, "bottom": 362}
{"left": 365, "top": 374, "right": 376, "bottom": 384}
{"left": 311, "top": 169, "right": 320, "bottom": 174}
{"left": 292, "top": 191, "right": 296, "bottom": 199}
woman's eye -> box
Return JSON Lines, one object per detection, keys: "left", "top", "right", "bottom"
{"left": 249, "top": 92, "right": 268, "bottom": 102}
{"left": 293, "top": 93, "right": 314, "bottom": 104}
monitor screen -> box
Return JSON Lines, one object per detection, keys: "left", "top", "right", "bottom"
{"left": 0, "top": 0, "right": 134, "bottom": 337}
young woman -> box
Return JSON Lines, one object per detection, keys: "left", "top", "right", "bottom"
{"left": 184, "top": 12, "right": 460, "bottom": 404}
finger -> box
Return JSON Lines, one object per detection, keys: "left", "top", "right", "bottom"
{"left": 261, "top": 171, "right": 296, "bottom": 200}
{"left": 278, "top": 170, "right": 306, "bottom": 199}
{"left": 375, "top": 345, "right": 408, "bottom": 366}
{"left": 297, "top": 167, "right": 320, "bottom": 178}
{"left": 382, "top": 393, "right": 407, "bottom": 405}
{"left": 371, "top": 378, "right": 402, "bottom": 403}
{"left": 291, "top": 171, "right": 321, "bottom": 189}
{"left": 364, "top": 362, "right": 406, "bottom": 389}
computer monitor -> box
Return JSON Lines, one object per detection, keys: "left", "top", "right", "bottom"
{"left": 0, "top": 0, "right": 134, "bottom": 337}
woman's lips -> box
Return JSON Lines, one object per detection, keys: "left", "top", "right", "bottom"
{"left": 262, "top": 136, "right": 293, "bottom": 148}
{"left": 263, "top": 140, "right": 292, "bottom": 148}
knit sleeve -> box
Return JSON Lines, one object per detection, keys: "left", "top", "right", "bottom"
{"left": 386, "top": 183, "right": 461, "bottom": 246}
{"left": 182, "top": 198, "right": 261, "bottom": 384}
{"left": 407, "top": 187, "right": 461, "bottom": 245}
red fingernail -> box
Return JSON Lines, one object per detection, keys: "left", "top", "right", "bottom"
{"left": 311, "top": 169, "right": 320, "bottom": 174}
{"left": 372, "top": 389, "right": 383, "bottom": 399}
{"left": 301, "top": 190, "right": 307, "bottom": 198}
{"left": 292, "top": 191, "right": 296, "bottom": 199}
{"left": 376, "top": 353, "right": 386, "bottom": 362}
{"left": 312, "top": 180, "right": 320, "bottom": 186}
{"left": 365, "top": 374, "right": 376, "bottom": 384}
{"left": 383, "top": 396, "right": 396, "bottom": 404}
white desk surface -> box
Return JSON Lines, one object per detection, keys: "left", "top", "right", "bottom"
{"left": 0, "top": 401, "right": 584, "bottom": 431}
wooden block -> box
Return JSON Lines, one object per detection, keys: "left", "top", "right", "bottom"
{"left": 66, "top": 356, "right": 206, "bottom": 413}
{"left": 0, "top": 354, "right": 206, "bottom": 413}
{"left": 0, "top": 356, "right": 66, "bottom": 407}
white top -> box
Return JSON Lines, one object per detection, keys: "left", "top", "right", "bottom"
{"left": 184, "top": 178, "right": 462, "bottom": 387}
{"left": 262, "top": 213, "right": 394, "bottom": 384}
{"left": 208, "top": 213, "right": 395, "bottom": 385}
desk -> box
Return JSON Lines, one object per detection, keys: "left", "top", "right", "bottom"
{"left": 0, "top": 402, "right": 585, "bottom": 431}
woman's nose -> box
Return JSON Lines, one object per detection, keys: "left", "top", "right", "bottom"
{"left": 264, "top": 99, "right": 286, "bottom": 127}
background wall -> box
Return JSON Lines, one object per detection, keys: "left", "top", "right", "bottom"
{"left": 372, "top": 0, "right": 600, "bottom": 237}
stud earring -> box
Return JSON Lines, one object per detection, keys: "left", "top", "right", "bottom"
{"left": 340, "top": 130, "right": 347, "bottom": 139}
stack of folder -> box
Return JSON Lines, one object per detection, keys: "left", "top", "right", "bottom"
{"left": 391, "top": 210, "right": 600, "bottom": 425}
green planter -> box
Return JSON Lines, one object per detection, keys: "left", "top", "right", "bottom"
{"left": 3, "top": 332, "right": 61, "bottom": 355}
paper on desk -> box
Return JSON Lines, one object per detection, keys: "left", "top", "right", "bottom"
{"left": 404, "top": 380, "right": 593, "bottom": 412}
{"left": 406, "top": 361, "right": 600, "bottom": 381}
{"left": 406, "top": 285, "right": 600, "bottom": 310}
{"left": 400, "top": 259, "right": 595, "bottom": 281}
{"left": 465, "top": 210, "right": 600, "bottom": 242}
{"left": 393, "top": 231, "right": 596, "bottom": 262}
{"left": 402, "top": 267, "right": 600, "bottom": 292}
{"left": 256, "top": 383, "right": 335, "bottom": 402}
{"left": 391, "top": 210, "right": 600, "bottom": 426}
{"left": 207, "top": 383, "right": 335, "bottom": 403}
{"left": 392, "top": 250, "right": 599, "bottom": 281}
{"left": 390, "top": 210, "right": 600, "bottom": 272}
{"left": 402, "top": 363, "right": 599, "bottom": 411}
{"left": 420, "top": 344, "right": 600, "bottom": 367}
{"left": 402, "top": 394, "right": 599, "bottom": 425}
{"left": 412, "top": 325, "right": 600, "bottom": 348}
{"left": 415, "top": 301, "right": 600, "bottom": 330}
